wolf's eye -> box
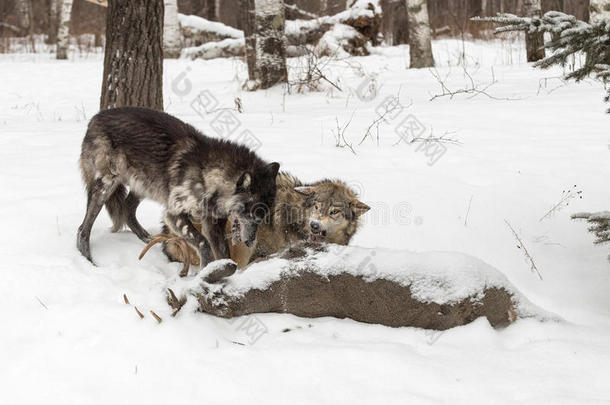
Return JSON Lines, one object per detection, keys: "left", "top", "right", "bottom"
{"left": 314, "top": 203, "right": 320, "bottom": 210}
{"left": 330, "top": 209, "right": 341, "bottom": 216}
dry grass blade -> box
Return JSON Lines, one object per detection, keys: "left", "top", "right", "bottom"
{"left": 504, "top": 219, "right": 543, "bottom": 280}
{"left": 134, "top": 306, "right": 144, "bottom": 319}
{"left": 150, "top": 311, "right": 163, "bottom": 324}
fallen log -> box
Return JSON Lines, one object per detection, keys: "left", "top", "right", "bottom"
{"left": 179, "top": 2, "right": 381, "bottom": 60}
{"left": 286, "top": 2, "right": 381, "bottom": 49}
{"left": 169, "top": 243, "right": 556, "bottom": 330}
{"left": 178, "top": 13, "right": 243, "bottom": 48}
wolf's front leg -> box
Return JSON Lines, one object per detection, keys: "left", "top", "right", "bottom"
{"left": 164, "top": 212, "right": 214, "bottom": 268}
{"left": 201, "top": 217, "right": 230, "bottom": 260}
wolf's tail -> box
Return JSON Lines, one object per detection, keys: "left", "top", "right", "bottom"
{"left": 105, "top": 184, "right": 128, "bottom": 232}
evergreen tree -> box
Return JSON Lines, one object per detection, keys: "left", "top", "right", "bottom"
{"left": 474, "top": 11, "right": 610, "bottom": 112}
{"left": 572, "top": 212, "right": 610, "bottom": 260}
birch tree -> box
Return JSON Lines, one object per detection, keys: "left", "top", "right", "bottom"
{"left": 523, "top": 0, "right": 544, "bottom": 62}
{"left": 243, "top": 0, "right": 287, "bottom": 89}
{"left": 100, "top": 0, "right": 164, "bottom": 110}
{"left": 163, "top": 0, "right": 182, "bottom": 58}
{"left": 589, "top": 0, "right": 610, "bottom": 23}
{"left": 56, "top": 0, "right": 73, "bottom": 60}
{"left": 405, "top": 0, "right": 434, "bottom": 68}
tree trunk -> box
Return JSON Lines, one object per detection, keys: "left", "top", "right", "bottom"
{"left": 47, "top": 0, "right": 62, "bottom": 44}
{"left": 100, "top": 0, "right": 164, "bottom": 110}
{"left": 56, "top": 0, "right": 73, "bottom": 60}
{"left": 381, "top": 0, "right": 409, "bottom": 46}
{"left": 406, "top": 0, "right": 435, "bottom": 68}
{"left": 251, "top": 0, "right": 288, "bottom": 89}
{"left": 523, "top": 0, "right": 544, "bottom": 62}
{"left": 14, "top": 0, "right": 31, "bottom": 35}
{"left": 240, "top": 0, "right": 257, "bottom": 81}
{"left": 589, "top": 0, "right": 610, "bottom": 23}
{"left": 164, "top": 0, "right": 182, "bottom": 58}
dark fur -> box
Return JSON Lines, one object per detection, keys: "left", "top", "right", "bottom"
{"left": 77, "top": 106, "right": 279, "bottom": 266}
{"left": 163, "top": 172, "right": 370, "bottom": 268}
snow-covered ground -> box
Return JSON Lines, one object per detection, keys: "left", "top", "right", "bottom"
{"left": 1, "top": 39, "right": 609, "bottom": 403}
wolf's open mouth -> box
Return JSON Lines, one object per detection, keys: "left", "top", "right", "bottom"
{"left": 309, "top": 229, "right": 327, "bottom": 242}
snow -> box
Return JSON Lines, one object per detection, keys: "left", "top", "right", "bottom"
{"left": 1, "top": 38, "right": 610, "bottom": 403}
{"left": 315, "top": 23, "right": 362, "bottom": 58}
{"left": 286, "top": 0, "right": 379, "bottom": 38}
{"left": 178, "top": 13, "right": 244, "bottom": 39}
{"left": 179, "top": 244, "right": 556, "bottom": 321}
{"left": 181, "top": 37, "right": 244, "bottom": 60}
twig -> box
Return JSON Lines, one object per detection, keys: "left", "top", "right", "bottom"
{"left": 332, "top": 111, "right": 357, "bottom": 154}
{"left": 123, "top": 294, "right": 130, "bottom": 305}
{"left": 464, "top": 195, "right": 473, "bottom": 226}
{"left": 134, "top": 306, "right": 145, "bottom": 319}
{"left": 539, "top": 185, "right": 583, "bottom": 222}
{"left": 358, "top": 92, "right": 408, "bottom": 146}
{"left": 504, "top": 220, "right": 543, "bottom": 280}
{"left": 429, "top": 66, "right": 520, "bottom": 101}
{"left": 35, "top": 296, "right": 48, "bottom": 310}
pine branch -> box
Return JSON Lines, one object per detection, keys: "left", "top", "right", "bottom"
{"left": 572, "top": 211, "right": 610, "bottom": 245}
{"left": 473, "top": 11, "right": 610, "bottom": 112}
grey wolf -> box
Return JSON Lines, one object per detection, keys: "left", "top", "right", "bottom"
{"left": 76, "top": 106, "right": 280, "bottom": 268}
{"left": 162, "top": 172, "right": 370, "bottom": 268}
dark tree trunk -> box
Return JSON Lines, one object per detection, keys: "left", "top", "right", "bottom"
{"left": 381, "top": 0, "right": 409, "bottom": 45}
{"left": 240, "top": 0, "right": 257, "bottom": 81}
{"left": 523, "top": 0, "right": 545, "bottom": 62}
{"left": 100, "top": 0, "right": 164, "bottom": 110}
{"left": 205, "top": 0, "right": 217, "bottom": 20}
{"left": 46, "top": 0, "right": 61, "bottom": 44}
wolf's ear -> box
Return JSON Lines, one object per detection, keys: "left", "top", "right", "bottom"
{"left": 350, "top": 200, "right": 370, "bottom": 217}
{"left": 294, "top": 186, "right": 315, "bottom": 196}
{"left": 267, "top": 162, "right": 280, "bottom": 178}
{"left": 236, "top": 172, "right": 251, "bottom": 192}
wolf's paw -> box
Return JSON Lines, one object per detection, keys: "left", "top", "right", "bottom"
{"left": 204, "top": 260, "right": 238, "bottom": 284}
{"left": 76, "top": 228, "right": 93, "bottom": 264}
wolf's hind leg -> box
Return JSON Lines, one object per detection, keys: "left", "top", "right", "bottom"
{"left": 165, "top": 213, "right": 214, "bottom": 267}
{"left": 77, "top": 176, "right": 119, "bottom": 263}
{"left": 125, "top": 191, "right": 151, "bottom": 242}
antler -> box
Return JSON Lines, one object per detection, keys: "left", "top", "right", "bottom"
{"left": 139, "top": 233, "right": 192, "bottom": 277}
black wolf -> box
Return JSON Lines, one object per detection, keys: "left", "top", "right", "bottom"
{"left": 163, "top": 172, "right": 370, "bottom": 268}
{"left": 77, "top": 106, "right": 279, "bottom": 267}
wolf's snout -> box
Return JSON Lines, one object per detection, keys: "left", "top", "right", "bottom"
{"left": 310, "top": 221, "right": 327, "bottom": 236}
